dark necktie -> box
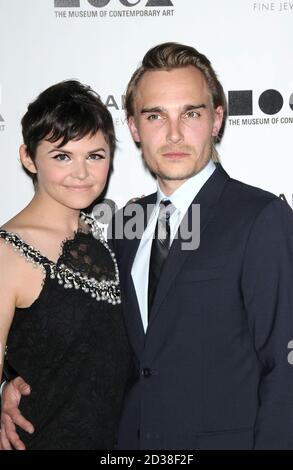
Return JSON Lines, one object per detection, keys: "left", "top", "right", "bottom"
{"left": 148, "top": 200, "right": 175, "bottom": 319}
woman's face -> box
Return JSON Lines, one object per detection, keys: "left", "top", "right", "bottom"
{"left": 22, "top": 131, "right": 111, "bottom": 210}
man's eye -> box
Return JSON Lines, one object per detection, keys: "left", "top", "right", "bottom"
{"left": 53, "top": 154, "right": 70, "bottom": 161}
{"left": 147, "top": 114, "right": 161, "bottom": 121}
{"left": 185, "top": 110, "right": 200, "bottom": 119}
{"left": 186, "top": 111, "right": 200, "bottom": 118}
{"left": 87, "top": 153, "right": 105, "bottom": 160}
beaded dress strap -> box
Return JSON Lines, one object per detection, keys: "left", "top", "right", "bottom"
{"left": 77, "top": 212, "right": 121, "bottom": 304}
{"left": 80, "top": 212, "right": 105, "bottom": 240}
{"left": 0, "top": 230, "right": 49, "bottom": 271}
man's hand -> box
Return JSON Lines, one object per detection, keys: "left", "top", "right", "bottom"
{"left": 0, "top": 377, "right": 34, "bottom": 450}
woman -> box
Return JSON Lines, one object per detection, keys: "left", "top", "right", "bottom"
{"left": 0, "top": 80, "right": 131, "bottom": 449}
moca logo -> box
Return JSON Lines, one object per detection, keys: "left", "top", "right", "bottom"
{"left": 54, "top": 0, "right": 173, "bottom": 7}
{"left": 228, "top": 89, "right": 293, "bottom": 116}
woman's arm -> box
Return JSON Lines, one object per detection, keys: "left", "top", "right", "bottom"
{"left": 0, "top": 241, "right": 33, "bottom": 450}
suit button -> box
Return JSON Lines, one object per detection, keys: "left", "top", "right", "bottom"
{"left": 141, "top": 367, "right": 152, "bottom": 377}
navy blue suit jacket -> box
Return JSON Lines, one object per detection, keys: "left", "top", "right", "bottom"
{"left": 111, "top": 164, "right": 293, "bottom": 450}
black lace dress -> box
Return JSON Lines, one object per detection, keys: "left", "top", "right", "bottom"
{"left": 0, "top": 214, "right": 131, "bottom": 450}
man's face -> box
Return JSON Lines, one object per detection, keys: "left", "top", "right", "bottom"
{"left": 128, "top": 66, "right": 223, "bottom": 193}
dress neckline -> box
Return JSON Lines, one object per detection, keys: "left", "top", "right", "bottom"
{"left": 0, "top": 212, "right": 121, "bottom": 305}
{"left": 0, "top": 212, "right": 98, "bottom": 267}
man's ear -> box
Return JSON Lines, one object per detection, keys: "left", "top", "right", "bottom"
{"left": 128, "top": 116, "right": 141, "bottom": 143}
{"left": 212, "top": 106, "right": 224, "bottom": 137}
{"left": 19, "top": 144, "right": 37, "bottom": 174}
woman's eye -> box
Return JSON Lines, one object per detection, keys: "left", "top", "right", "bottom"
{"left": 53, "top": 154, "right": 70, "bottom": 161}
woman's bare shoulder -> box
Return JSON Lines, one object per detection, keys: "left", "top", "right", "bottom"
{"left": 0, "top": 220, "right": 45, "bottom": 309}
{"left": 0, "top": 212, "right": 35, "bottom": 265}
{"left": 0, "top": 211, "right": 51, "bottom": 251}
{"left": 1, "top": 210, "right": 32, "bottom": 233}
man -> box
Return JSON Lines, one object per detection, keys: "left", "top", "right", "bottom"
{"left": 1, "top": 42, "right": 293, "bottom": 450}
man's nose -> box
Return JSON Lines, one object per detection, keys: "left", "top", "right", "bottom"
{"left": 166, "top": 118, "right": 184, "bottom": 144}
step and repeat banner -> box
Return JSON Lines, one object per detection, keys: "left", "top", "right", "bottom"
{"left": 0, "top": 0, "right": 292, "bottom": 225}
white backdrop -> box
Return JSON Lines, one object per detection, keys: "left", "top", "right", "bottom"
{"left": 0, "top": 0, "right": 292, "bottom": 225}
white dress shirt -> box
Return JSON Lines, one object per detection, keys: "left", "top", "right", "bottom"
{"left": 131, "top": 160, "right": 216, "bottom": 332}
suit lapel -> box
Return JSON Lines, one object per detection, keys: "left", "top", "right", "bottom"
{"left": 147, "top": 164, "right": 230, "bottom": 332}
{"left": 119, "top": 193, "right": 157, "bottom": 356}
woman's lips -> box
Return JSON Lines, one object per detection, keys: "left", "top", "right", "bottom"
{"left": 65, "top": 186, "right": 92, "bottom": 192}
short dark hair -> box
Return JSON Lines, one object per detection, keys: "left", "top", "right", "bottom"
{"left": 21, "top": 80, "right": 116, "bottom": 183}
{"left": 125, "top": 42, "right": 227, "bottom": 143}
